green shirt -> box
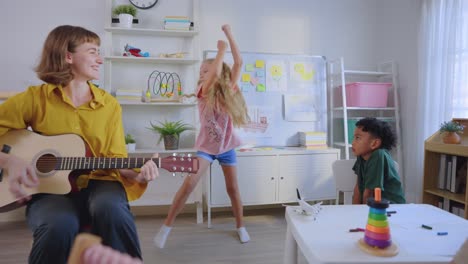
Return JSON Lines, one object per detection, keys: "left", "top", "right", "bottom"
{"left": 352, "top": 149, "right": 406, "bottom": 204}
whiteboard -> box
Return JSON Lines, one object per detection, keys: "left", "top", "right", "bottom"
{"left": 204, "top": 51, "right": 327, "bottom": 147}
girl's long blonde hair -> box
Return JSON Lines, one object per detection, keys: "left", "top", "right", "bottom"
{"left": 201, "top": 59, "right": 250, "bottom": 127}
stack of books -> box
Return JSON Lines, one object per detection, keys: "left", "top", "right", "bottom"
{"left": 164, "top": 16, "right": 191, "bottom": 31}
{"left": 114, "top": 89, "right": 142, "bottom": 101}
{"left": 298, "top": 131, "right": 327, "bottom": 149}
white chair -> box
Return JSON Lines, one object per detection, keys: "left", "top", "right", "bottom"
{"left": 332, "top": 159, "right": 400, "bottom": 205}
{"left": 332, "top": 159, "right": 357, "bottom": 205}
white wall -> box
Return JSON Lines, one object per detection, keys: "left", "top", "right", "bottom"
{"left": 199, "top": 0, "right": 380, "bottom": 69}
{"left": 374, "top": 0, "right": 422, "bottom": 202}
{"left": 1, "top": 0, "right": 105, "bottom": 91}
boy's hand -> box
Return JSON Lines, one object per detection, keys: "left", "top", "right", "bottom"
{"left": 217, "top": 40, "right": 228, "bottom": 51}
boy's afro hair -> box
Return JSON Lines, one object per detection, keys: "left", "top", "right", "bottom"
{"left": 355, "top": 117, "right": 397, "bottom": 150}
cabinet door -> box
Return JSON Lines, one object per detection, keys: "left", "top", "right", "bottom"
{"left": 210, "top": 155, "right": 278, "bottom": 206}
{"left": 278, "top": 153, "right": 338, "bottom": 203}
{"left": 130, "top": 170, "right": 199, "bottom": 206}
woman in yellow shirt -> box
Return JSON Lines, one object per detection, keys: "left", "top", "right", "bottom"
{"left": 0, "top": 25, "right": 159, "bottom": 263}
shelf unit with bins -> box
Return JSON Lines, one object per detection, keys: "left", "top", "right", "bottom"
{"left": 103, "top": 0, "right": 202, "bottom": 221}
{"left": 423, "top": 118, "right": 468, "bottom": 219}
{"left": 327, "top": 58, "right": 403, "bottom": 175}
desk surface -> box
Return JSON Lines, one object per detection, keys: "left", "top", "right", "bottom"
{"left": 285, "top": 204, "right": 468, "bottom": 264}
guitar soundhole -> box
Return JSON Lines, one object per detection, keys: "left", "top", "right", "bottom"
{"left": 36, "top": 154, "right": 58, "bottom": 173}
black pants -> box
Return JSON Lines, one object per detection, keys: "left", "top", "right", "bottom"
{"left": 26, "top": 180, "right": 142, "bottom": 264}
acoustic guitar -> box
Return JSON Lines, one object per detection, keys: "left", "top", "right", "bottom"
{"left": 0, "top": 129, "right": 199, "bottom": 212}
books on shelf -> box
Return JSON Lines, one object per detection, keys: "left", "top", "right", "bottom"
{"left": 437, "top": 154, "right": 467, "bottom": 194}
{"left": 164, "top": 16, "right": 191, "bottom": 31}
{"left": 114, "top": 89, "right": 142, "bottom": 101}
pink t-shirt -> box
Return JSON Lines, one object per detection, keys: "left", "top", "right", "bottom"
{"left": 194, "top": 84, "right": 242, "bottom": 155}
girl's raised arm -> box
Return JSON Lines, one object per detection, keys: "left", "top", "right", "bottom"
{"left": 222, "top": 24, "right": 242, "bottom": 86}
{"left": 201, "top": 40, "right": 227, "bottom": 96}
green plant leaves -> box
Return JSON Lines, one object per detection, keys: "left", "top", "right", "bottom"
{"left": 439, "top": 121, "right": 465, "bottom": 134}
{"left": 147, "top": 120, "right": 193, "bottom": 143}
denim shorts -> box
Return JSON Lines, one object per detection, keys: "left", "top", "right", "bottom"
{"left": 196, "top": 149, "right": 237, "bottom": 166}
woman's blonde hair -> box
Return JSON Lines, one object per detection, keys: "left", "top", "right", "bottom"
{"left": 35, "top": 25, "right": 101, "bottom": 86}
{"left": 201, "top": 59, "right": 250, "bottom": 127}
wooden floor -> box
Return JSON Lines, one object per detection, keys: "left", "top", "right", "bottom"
{"left": 0, "top": 208, "right": 307, "bottom": 263}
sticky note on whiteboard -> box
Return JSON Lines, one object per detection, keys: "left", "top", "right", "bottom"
{"left": 242, "top": 73, "right": 251, "bottom": 82}
{"left": 256, "top": 84, "right": 266, "bottom": 92}
{"left": 255, "top": 60, "right": 265, "bottom": 68}
{"left": 245, "top": 64, "right": 254, "bottom": 72}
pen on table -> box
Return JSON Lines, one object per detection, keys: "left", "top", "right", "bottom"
{"left": 421, "top": 224, "right": 432, "bottom": 230}
{"left": 349, "top": 228, "right": 365, "bottom": 232}
{"left": 437, "top": 232, "right": 448, "bottom": 236}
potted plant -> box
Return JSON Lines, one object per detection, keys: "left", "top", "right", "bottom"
{"left": 439, "top": 121, "right": 465, "bottom": 144}
{"left": 147, "top": 120, "right": 193, "bottom": 150}
{"left": 125, "top": 133, "right": 137, "bottom": 152}
{"left": 113, "top": 4, "right": 137, "bottom": 28}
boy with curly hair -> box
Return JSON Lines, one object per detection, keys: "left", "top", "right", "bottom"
{"left": 351, "top": 117, "right": 406, "bottom": 204}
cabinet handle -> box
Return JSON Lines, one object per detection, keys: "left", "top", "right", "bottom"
{"left": 280, "top": 177, "right": 284, "bottom": 180}
{"left": 271, "top": 177, "right": 275, "bottom": 180}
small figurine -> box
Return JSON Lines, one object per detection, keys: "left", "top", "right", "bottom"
{"left": 295, "top": 188, "right": 322, "bottom": 218}
{"left": 123, "top": 44, "right": 149, "bottom": 57}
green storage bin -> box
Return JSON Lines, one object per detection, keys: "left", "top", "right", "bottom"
{"left": 347, "top": 119, "right": 359, "bottom": 143}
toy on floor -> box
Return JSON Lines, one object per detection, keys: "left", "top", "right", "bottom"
{"left": 123, "top": 44, "right": 149, "bottom": 57}
{"left": 358, "top": 188, "right": 399, "bottom": 257}
{"left": 68, "top": 233, "right": 142, "bottom": 264}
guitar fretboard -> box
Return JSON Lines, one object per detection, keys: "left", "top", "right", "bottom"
{"left": 54, "top": 157, "right": 159, "bottom": 170}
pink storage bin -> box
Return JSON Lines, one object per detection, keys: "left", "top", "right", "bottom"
{"left": 343, "top": 82, "right": 392, "bottom": 107}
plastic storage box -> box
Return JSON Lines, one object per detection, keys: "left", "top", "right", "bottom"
{"left": 340, "top": 82, "right": 392, "bottom": 107}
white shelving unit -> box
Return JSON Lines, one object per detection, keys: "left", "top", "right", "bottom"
{"left": 103, "top": 0, "right": 202, "bottom": 222}
{"left": 327, "top": 57, "right": 403, "bottom": 175}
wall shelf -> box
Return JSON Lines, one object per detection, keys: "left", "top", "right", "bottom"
{"left": 118, "top": 100, "right": 196, "bottom": 106}
{"left": 105, "top": 27, "right": 198, "bottom": 37}
{"left": 104, "top": 56, "right": 198, "bottom": 64}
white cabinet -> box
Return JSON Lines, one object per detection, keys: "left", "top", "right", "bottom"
{"left": 103, "top": 0, "right": 202, "bottom": 221}
{"left": 327, "top": 58, "right": 403, "bottom": 173}
{"left": 206, "top": 148, "right": 340, "bottom": 227}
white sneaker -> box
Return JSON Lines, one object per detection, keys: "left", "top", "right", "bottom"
{"left": 154, "top": 225, "right": 172, "bottom": 248}
{"left": 237, "top": 226, "right": 250, "bottom": 243}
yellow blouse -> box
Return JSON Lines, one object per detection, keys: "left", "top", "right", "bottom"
{"left": 0, "top": 83, "right": 146, "bottom": 201}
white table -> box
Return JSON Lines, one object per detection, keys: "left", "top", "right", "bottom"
{"left": 284, "top": 204, "right": 468, "bottom": 264}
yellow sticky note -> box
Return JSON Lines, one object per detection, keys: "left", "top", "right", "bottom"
{"left": 255, "top": 60, "right": 265, "bottom": 68}
{"left": 245, "top": 64, "right": 254, "bottom": 72}
{"left": 242, "top": 73, "right": 251, "bottom": 82}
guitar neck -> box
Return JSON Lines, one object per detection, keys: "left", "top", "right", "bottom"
{"left": 52, "top": 157, "right": 159, "bottom": 171}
